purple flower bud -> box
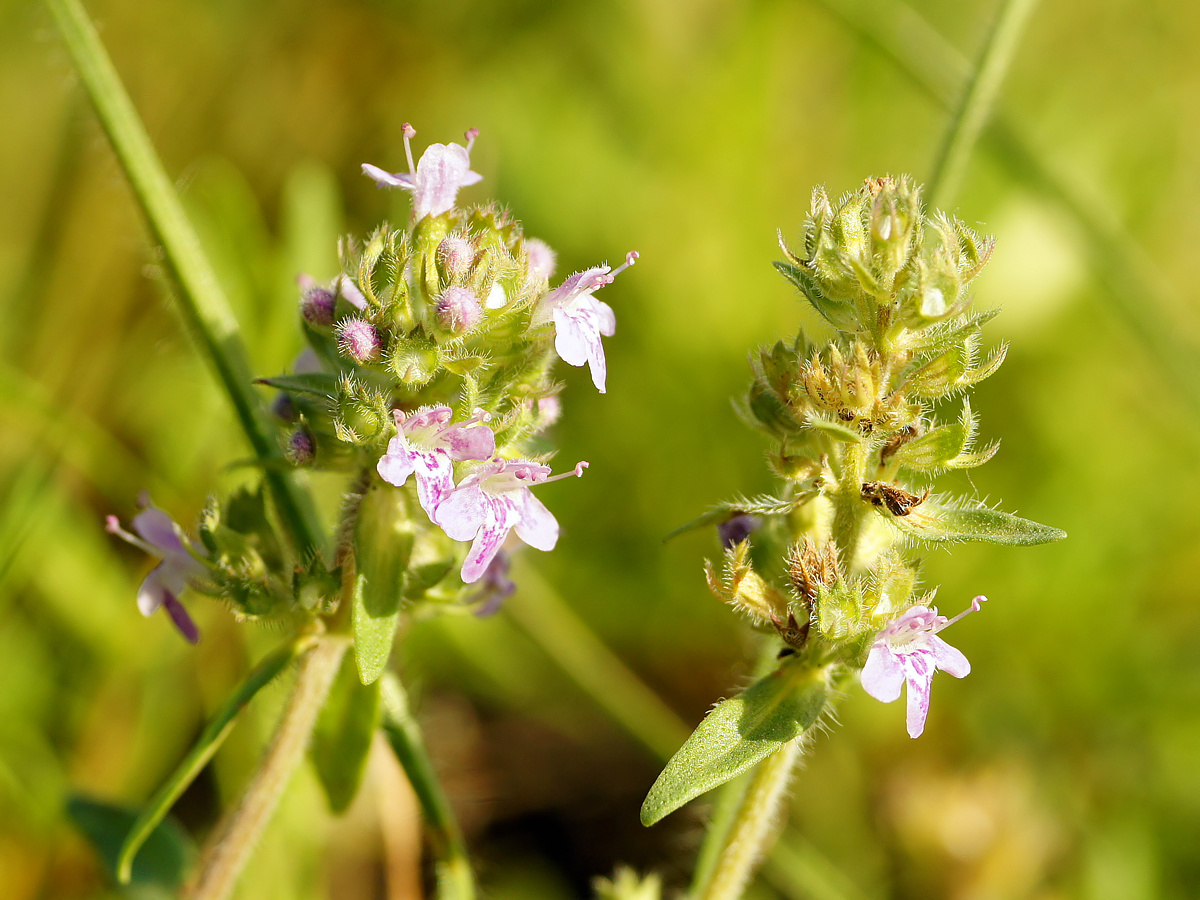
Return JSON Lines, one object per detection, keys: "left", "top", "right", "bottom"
{"left": 271, "top": 392, "right": 298, "bottom": 422}
{"left": 287, "top": 428, "right": 316, "bottom": 465}
{"left": 473, "top": 551, "right": 516, "bottom": 617}
{"left": 438, "top": 236, "right": 476, "bottom": 278}
{"left": 526, "top": 238, "right": 557, "bottom": 282}
{"left": 718, "top": 514, "right": 761, "bottom": 549}
{"left": 300, "top": 280, "right": 336, "bottom": 327}
{"left": 435, "top": 286, "right": 483, "bottom": 334}
{"left": 338, "top": 317, "right": 383, "bottom": 363}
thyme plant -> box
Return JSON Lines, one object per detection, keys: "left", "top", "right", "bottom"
{"left": 103, "top": 122, "right": 636, "bottom": 899}
{"left": 640, "top": 176, "right": 1066, "bottom": 900}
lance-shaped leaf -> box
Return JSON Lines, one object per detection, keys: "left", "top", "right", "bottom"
{"left": 773, "top": 261, "right": 861, "bottom": 332}
{"left": 891, "top": 400, "right": 999, "bottom": 472}
{"left": 254, "top": 372, "right": 340, "bottom": 400}
{"left": 353, "top": 482, "right": 416, "bottom": 684}
{"left": 311, "top": 650, "right": 383, "bottom": 814}
{"left": 663, "top": 492, "right": 813, "bottom": 543}
{"left": 805, "top": 414, "right": 863, "bottom": 444}
{"left": 884, "top": 501, "right": 1066, "bottom": 546}
{"left": 114, "top": 636, "right": 315, "bottom": 883}
{"left": 640, "top": 661, "right": 827, "bottom": 826}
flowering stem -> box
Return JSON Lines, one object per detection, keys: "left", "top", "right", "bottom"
{"left": 183, "top": 636, "right": 348, "bottom": 900}
{"left": 831, "top": 441, "right": 868, "bottom": 573}
{"left": 47, "top": 0, "right": 322, "bottom": 559}
{"left": 380, "top": 673, "right": 476, "bottom": 900}
{"left": 695, "top": 737, "right": 805, "bottom": 900}
{"left": 925, "top": 0, "right": 1038, "bottom": 209}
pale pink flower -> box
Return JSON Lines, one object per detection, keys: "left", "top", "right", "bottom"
{"left": 434, "top": 459, "right": 587, "bottom": 583}
{"left": 105, "top": 495, "right": 208, "bottom": 644}
{"left": 377, "top": 406, "right": 495, "bottom": 518}
{"left": 533, "top": 251, "right": 638, "bottom": 393}
{"left": 861, "top": 596, "right": 987, "bottom": 738}
{"left": 362, "top": 124, "right": 483, "bottom": 219}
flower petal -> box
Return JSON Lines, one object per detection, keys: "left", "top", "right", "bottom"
{"left": 861, "top": 643, "right": 904, "bottom": 703}
{"left": 361, "top": 163, "right": 413, "bottom": 188}
{"left": 443, "top": 421, "right": 496, "bottom": 461}
{"left": 434, "top": 482, "right": 489, "bottom": 542}
{"left": 514, "top": 490, "right": 559, "bottom": 552}
{"left": 460, "top": 496, "right": 521, "bottom": 583}
{"left": 162, "top": 592, "right": 200, "bottom": 644}
{"left": 554, "top": 306, "right": 609, "bottom": 392}
{"left": 376, "top": 442, "right": 417, "bottom": 487}
{"left": 902, "top": 651, "right": 936, "bottom": 738}
{"left": 133, "top": 505, "right": 187, "bottom": 556}
{"left": 930, "top": 635, "right": 971, "bottom": 678}
{"left": 412, "top": 450, "right": 455, "bottom": 518}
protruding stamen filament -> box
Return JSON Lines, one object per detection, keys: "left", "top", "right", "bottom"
{"left": 612, "top": 250, "right": 639, "bottom": 277}
{"left": 944, "top": 594, "right": 988, "bottom": 628}
{"left": 402, "top": 122, "right": 417, "bottom": 173}
{"left": 543, "top": 461, "right": 590, "bottom": 484}
{"left": 464, "top": 127, "right": 479, "bottom": 152}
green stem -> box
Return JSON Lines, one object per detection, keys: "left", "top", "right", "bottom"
{"left": 831, "top": 442, "right": 868, "bottom": 573}
{"left": 505, "top": 561, "right": 692, "bottom": 762}
{"left": 697, "top": 739, "right": 804, "bottom": 900}
{"left": 116, "top": 634, "right": 318, "bottom": 883}
{"left": 46, "top": 0, "right": 321, "bottom": 558}
{"left": 380, "top": 673, "right": 476, "bottom": 900}
{"left": 925, "top": 0, "right": 1038, "bottom": 209}
{"left": 183, "top": 637, "right": 347, "bottom": 900}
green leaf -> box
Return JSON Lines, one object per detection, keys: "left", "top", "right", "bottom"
{"left": 254, "top": 372, "right": 340, "bottom": 399}
{"left": 114, "top": 637, "right": 314, "bottom": 883}
{"left": 886, "top": 503, "right": 1067, "bottom": 545}
{"left": 806, "top": 414, "right": 862, "bottom": 443}
{"left": 312, "top": 651, "right": 383, "bottom": 814}
{"left": 353, "top": 483, "right": 416, "bottom": 684}
{"left": 663, "top": 494, "right": 800, "bottom": 543}
{"left": 773, "top": 261, "right": 860, "bottom": 331}
{"left": 640, "top": 661, "right": 827, "bottom": 826}
{"left": 68, "top": 795, "right": 195, "bottom": 890}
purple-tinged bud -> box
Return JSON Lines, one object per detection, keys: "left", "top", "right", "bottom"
{"left": 718, "top": 514, "right": 761, "bottom": 549}
{"left": 534, "top": 396, "right": 561, "bottom": 426}
{"left": 300, "top": 278, "right": 336, "bottom": 326}
{"left": 435, "top": 286, "right": 482, "bottom": 334}
{"left": 526, "top": 238, "right": 556, "bottom": 282}
{"left": 337, "top": 318, "right": 383, "bottom": 363}
{"left": 473, "top": 551, "right": 516, "bottom": 617}
{"left": 438, "top": 236, "right": 476, "bottom": 278}
{"left": 286, "top": 428, "right": 316, "bottom": 466}
{"left": 271, "top": 392, "right": 298, "bottom": 422}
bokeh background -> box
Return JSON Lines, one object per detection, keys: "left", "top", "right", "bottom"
{"left": 4, "top": 0, "right": 1200, "bottom": 897}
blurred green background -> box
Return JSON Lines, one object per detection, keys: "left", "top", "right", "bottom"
{"left": 4, "top": 0, "right": 1200, "bottom": 897}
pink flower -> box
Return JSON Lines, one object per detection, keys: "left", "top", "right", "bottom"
{"left": 434, "top": 459, "right": 588, "bottom": 583}
{"left": 362, "top": 124, "right": 483, "bottom": 219}
{"left": 533, "top": 251, "right": 637, "bottom": 393}
{"left": 861, "top": 596, "right": 987, "bottom": 738}
{"left": 376, "top": 406, "right": 495, "bottom": 518}
{"left": 105, "top": 495, "right": 208, "bottom": 644}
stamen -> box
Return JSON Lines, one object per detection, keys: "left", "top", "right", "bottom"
{"left": 402, "top": 122, "right": 417, "bottom": 174}
{"left": 105, "top": 515, "right": 158, "bottom": 556}
{"left": 542, "top": 461, "right": 589, "bottom": 484}
{"left": 611, "top": 250, "right": 639, "bottom": 277}
{"left": 943, "top": 594, "right": 987, "bottom": 628}
{"left": 464, "top": 127, "right": 479, "bottom": 153}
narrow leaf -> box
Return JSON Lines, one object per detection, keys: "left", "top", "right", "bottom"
{"left": 806, "top": 414, "right": 862, "bottom": 443}
{"left": 887, "top": 503, "right": 1067, "bottom": 545}
{"left": 254, "top": 372, "right": 340, "bottom": 399}
{"left": 115, "top": 636, "right": 315, "bottom": 883}
{"left": 773, "top": 261, "right": 860, "bottom": 331}
{"left": 312, "top": 651, "right": 383, "bottom": 814}
{"left": 640, "top": 662, "right": 827, "bottom": 826}
{"left": 353, "top": 483, "right": 415, "bottom": 684}
{"left": 69, "top": 795, "right": 195, "bottom": 890}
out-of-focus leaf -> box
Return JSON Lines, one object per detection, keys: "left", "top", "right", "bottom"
{"left": 312, "top": 651, "right": 382, "bottom": 814}
{"left": 114, "top": 637, "right": 314, "bottom": 883}
{"left": 68, "top": 795, "right": 195, "bottom": 890}
{"left": 254, "top": 372, "right": 339, "bottom": 399}
{"left": 640, "top": 661, "right": 827, "bottom": 826}
{"left": 353, "top": 483, "right": 415, "bottom": 684}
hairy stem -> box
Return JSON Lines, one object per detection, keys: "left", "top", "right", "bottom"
{"left": 831, "top": 442, "right": 868, "bottom": 573}
{"left": 184, "top": 637, "right": 348, "bottom": 900}
{"left": 380, "top": 673, "right": 476, "bottom": 900}
{"left": 925, "top": 0, "right": 1039, "bottom": 209}
{"left": 696, "top": 739, "right": 804, "bottom": 900}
